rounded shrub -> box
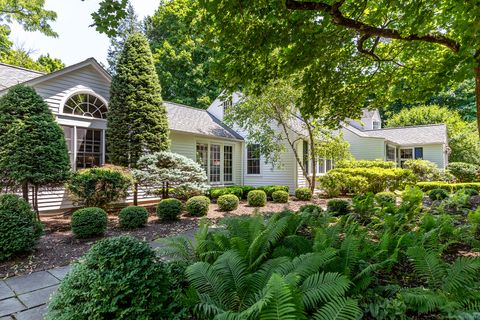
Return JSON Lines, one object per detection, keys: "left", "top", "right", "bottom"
{"left": 447, "top": 162, "right": 479, "bottom": 182}
{"left": 217, "top": 194, "right": 239, "bottom": 211}
{"left": 71, "top": 207, "right": 108, "bottom": 239}
{"left": 375, "top": 192, "right": 396, "bottom": 206}
{"left": 295, "top": 187, "right": 312, "bottom": 201}
{"left": 186, "top": 196, "right": 210, "bottom": 217}
{"left": 428, "top": 188, "right": 449, "bottom": 201}
{"left": 327, "top": 199, "right": 350, "bottom": 215}
{"left": 457, "top": 188, "right": 479, "bottom": 197}
{"left": 46, "top": 236, "right": 182, "bottom": 320}
{"left": 157, "top": 198, "right": 183, "bottom": 221}
{"left": 119, "top": 206, "right": 148, "bottom": 229}
{"left": 0, "top": 194, "right": 40, "bottom": 261}
{"left": 272, "top": 190, "right": 289, "bottom": 203}
{"left": 248, "top": 190, "right": 267, "bottom": 207}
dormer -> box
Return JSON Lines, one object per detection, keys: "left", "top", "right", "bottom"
{"left": 349, "top": 108, "right": 382, "bottom": 131}
{"left": 207, "top": 92, "right": 243, "bottom": 121}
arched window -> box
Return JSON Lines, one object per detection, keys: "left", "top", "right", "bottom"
{"left": 63, "top": 93, "right": 107, "bottom": 119}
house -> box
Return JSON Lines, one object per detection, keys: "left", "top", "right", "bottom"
{"left": 0, "top": 59, "right": 448, "bottom": 212}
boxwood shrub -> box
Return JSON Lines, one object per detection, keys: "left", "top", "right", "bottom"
{"left": 71, "top": 207, "right": 108, "bottom": 239}
{"left": 119, "top": 206, "right": 148, "bottom": 229}
{"left": 46, "top": 236, "right": 183, "bottom": 320}
{"left": 0, "top": 194, "right": 40, "bottom": 261}
{"left": 457, "top": 188, "right": 479, "bottom": 197}
{"left": 327, "top": 199, "right": 350, "bottom": 215}
{"left": 417, "top": 182, "right": 480, "bottom": 192}
{"left": 374, "top": 192, "right": 397, "bottom": 206}
{"left": 248, "top": 190, "right": 267, "bottom": 207}
{"left": 209, "top": 186, "right": 243, "bottom": 199}
{"left": 335, "top": 159, "right": 396, "bottom": 169}
{"left": 272, "top": 190, "right": 289, "bottom": 203}
{"left": 157, "top": 198, "right": 183, "bottom": 221}
{"left": 256, "top": 185, "right": 289, "bottom": 197}
{"left": 217, "top": 194, "right": 239, "bottom": 211}
{"left": 186, "top": 196, "right": 210, "bottom": 216}
{"left": 295, "top": 187, "right": 312, "bottom": 201}
{"left": 240, "top": 186, "right": 256, "bottom": 199}
{"left": 428, "top": 188, "right": 449, "bottom": 201}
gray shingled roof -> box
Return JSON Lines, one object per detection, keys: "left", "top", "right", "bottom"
{"left": 362, "top": 124, "right": 447, "bottom": 145}
{"left": 0, "top": 63, "right": 44, "bottom": 90}
{"left": 165, "top": 101, "right": 243, "bottom": 140}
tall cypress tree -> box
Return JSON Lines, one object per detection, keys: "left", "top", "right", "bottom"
{"left": 0, "top": 85, "right": 71, "bottom": 216}
{"left": 107, "top": 32, "right": 170, "bottom": 203}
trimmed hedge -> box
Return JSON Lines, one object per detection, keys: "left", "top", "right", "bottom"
{"left": 247, "top": 190, "right": 267, "bottom": 207}
{"left": 326, "top": 199, "right": 350, "bottom": 215}
{"left": 256, "top": 185, "right": 289, "bottom": 197}
{"left": 157, "top": 198, "right": 183, "bottom": 221}
{"left": 295, "top": 188, "right": 312, "bottom": 201}
{"left": 46, "top": 236, "right": 181, "bottom": 319}
{"left": 186, "top": 196, "right": 210, "bottom": 216}
{"left": 417, "top": 182, "right": 480, "bottom": 192}
{"left": 0, "top": 194, "right": 40, "bottom": 261}
{"left": 217, "top": 194, "right": 239, "bottom": 211}
{"left": 209, "top": 186, "right": 243, "bottom": 199}
{"left": 335, "top": 159, "right": 396, "bottom": 169}
{"left": 428, "top": 188, "right": 449, "bottom": 201}
{"left": 272, "top": 190, "right": 289, "bottom": 203}
{"left": 209, "top": 185, "right": 289, "bottom": 200}
{"left": 119, "top": 206, "right": 148, "bottom": 229}
{"left": 319, "top": 167, "right": 416, "bottom": 196}
{"left": 71, "top": 207, "right": 108, "bottom": 238}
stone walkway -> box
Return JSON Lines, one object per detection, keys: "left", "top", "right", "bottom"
{"left": 0, "top": 229, "right": 198, "bottom": 320}
{"left": 0, "top": 266, "right": 70, "bottom": 320}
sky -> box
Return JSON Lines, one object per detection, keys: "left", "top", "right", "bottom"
{"left": 9, "top": 0, "right": 160, "bottom": 66}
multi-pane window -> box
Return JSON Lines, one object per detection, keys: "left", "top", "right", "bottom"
{"left": 196, "top": 143, "right": 208, "bottom": 174}
{"left": 76, "top": 128, "right": 102, "bottom": 169}
{"left": 400, "top": 148, "right": 414, "bottom": 167}
{"left": 414, "top": 147, "right": 423, "bottom": 159}
{"left": 317, "top": 158, "right": 333, "bottom": 174}
{"left": 61, "top": 126, "right": 74, "bottom": 165}
{"left": 210, "top": 144, "right": 221, "bottom": 182}
{"left": 247, "top": 144, "right": 261, "bottom": 175}
{"left": 63, "top": 93, "right": 107, "bottom": 119}
{"left": 224, "top": 146, "right": 233, "bottom": 183}
{"left": 222, "top": 97, "right": 233, "bottom": 115}
{"left": 372, "top": 121, "right": 381, "bottom": 130}
{"left": 386, "top": 145, "right": 396, "bottom": 161}
{"left": 303, "top": 141, "right": 309, "bottom": 174}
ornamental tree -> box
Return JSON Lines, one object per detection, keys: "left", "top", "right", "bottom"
{"left": 0, "top": 85, "right": 71, "bottom": 216}
{"left": 132, "top": 152, "right": 209, "bottom": 198}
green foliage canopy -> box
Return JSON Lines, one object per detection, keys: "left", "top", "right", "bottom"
{"left": 107, "top": 32, "right": 170, "bottom": 168}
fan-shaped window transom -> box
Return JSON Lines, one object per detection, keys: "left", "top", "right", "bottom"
{"left": 63, "top": 93, "right": 107, "bottom": 119}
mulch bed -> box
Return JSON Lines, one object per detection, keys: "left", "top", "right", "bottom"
{"left": 0, "top": 198, "right": 327, "bottom": 279}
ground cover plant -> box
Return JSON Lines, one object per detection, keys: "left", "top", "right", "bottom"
{"left": 158, "top": 186, "right": 480, "bottom": 319}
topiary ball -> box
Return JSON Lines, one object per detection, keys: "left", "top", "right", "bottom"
{"left": 327, "top": 199, "right": 350, "bottom": 215}
{"left": 71, "top": 207, "right": 108, "bottom": 239}
{"left": 157, "top": 198, "right": 183, "bottom": 221}
{"left": 295, "top": 187, "right": 313, "bottom": 201}
{"left": 119, "top": 206, "right": 148, "bottom": 229}
{"left": 428, "top": 188, "right": 449, "bottom": 201}
{"left": 0, "top": 194, "right": 39, "bottom": 261}
{"left": 247, "top": 190, "right": 267, "bottom": 207}
{"left": 217, "top": 194, "right": 239, "bottom": 211}
{"left": 186, "top": 196, "right": 210, "bottom": 216}
{"left": 46, "top": 236, "right": 181, "bottom": 320}
{"left": 272, "top": 190, "right": 289, "bottom": 203}
{"left": 374, "top": 192, "right": 396, "bottom": 206}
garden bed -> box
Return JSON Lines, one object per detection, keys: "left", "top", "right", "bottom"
{"left": 0, "top": 197, "right": 326, "bottom": 279}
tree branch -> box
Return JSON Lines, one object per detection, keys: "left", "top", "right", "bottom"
{"left": 285, "top": 0, "right": 460, "bottom": 52}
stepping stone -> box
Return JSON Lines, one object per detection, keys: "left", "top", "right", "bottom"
{"left": 47, "top": 266, "right": 71, "bottom": 281}
{"left": 5, "top": 272, "right": 58, "bottom": 295}
{"left": 13, "top": 305, "right": 47, "bottom": 320}
{"left": 0, "top": 281, "right": 14, "bottom": 300}
{"left": 17, "top": 285, "right": 58, "bottom": 308}
{"left": 0, "top": 297, "right": 25, "bottom": 317}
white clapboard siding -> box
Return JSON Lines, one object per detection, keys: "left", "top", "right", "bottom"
{"left": 341, "top": 127, "right": 385, "bottom": 160}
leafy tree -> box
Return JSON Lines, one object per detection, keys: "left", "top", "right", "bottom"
{"left": 36, "top": 54, "right": 65, "bottom": 72}
{"left": 0, "top": 85, "right": 71, "bottom": 216}
{"left": 133, "top": 152, "right": 209, "bottom": 198}
{"left": 106, "top": 3, "right": 141, "bottom": 74}
{"left": 386, "top": 105, "right": 480, "bottom": 165}
{"left": 0, "top": 48, "right": 64, "bottom": 73}
{"left": 146, "top": 0, "right": 221, "bottom": 108}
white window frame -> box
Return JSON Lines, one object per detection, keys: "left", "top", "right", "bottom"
{"left": 60, "top": 89, "right": 108, "bottom": 122}
{"left": 372, "top": 121, "right": 381, "bottom": 130}
{"left": 61, "top": 125, "right": 106, "bottom": 170}
{"left": 314, "top": 158, "right": 334, "bottom": 176}
{"left": 246, "top": 144, "right": 262, "bottom": 176}
{"left": 196, "top": 140, "right": 235, "bottom": 185}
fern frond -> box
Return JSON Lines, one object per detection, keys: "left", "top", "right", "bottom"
{"left": 277, "top": 249, "right": 337, "bottom": 279}
{"left": 249, "top": 257, "right": 291, "bottom": 294}
{"left": 406, "top": 246, "right": 446, "bottom": 289}
{"left": 258, "top": 273, "right": 303, "bottom": 320}
{"left": 156, "top": 236, "right": 195, "bottom": 261}
{"left": 338, "top": 234, "right": 360, "bottom": 276}
{"left": 301, "top": 272, "right": 351, "bottom": 311}
{"left": 443, "top": 257, "right": 480, "bottom": 294}
{"left": 312, "top": 297, "right": 362, "bottom": 320}
{"left": 400, "top": 287, "right": 447, "bottom": 314}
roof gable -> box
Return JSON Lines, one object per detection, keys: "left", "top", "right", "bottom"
{"left": 0, "top": 63, "right": 44, "bottom": 90}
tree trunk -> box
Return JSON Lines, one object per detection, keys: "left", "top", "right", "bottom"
{"left": 306, "top": 123, "right": 317, "bottom": 193}
{"left": 475, "top": 63, "right": 480, "bottom": 137}
{"left": 22, "top": 183, "right": 29, "bottom": 203}
{"left": 133, "top": 182, "right": 138, "bottom": 206}
{"left": 32, "top": 185, "right": 39, "bottom": 220}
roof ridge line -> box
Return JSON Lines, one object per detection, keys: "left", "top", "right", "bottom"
{"left": 365, "top": 123, "right": 446, "bottom": 131}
